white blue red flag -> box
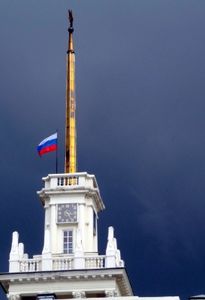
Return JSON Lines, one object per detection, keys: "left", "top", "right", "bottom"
{"left": 37, "top": 133, "right": 58, "bottom": 156}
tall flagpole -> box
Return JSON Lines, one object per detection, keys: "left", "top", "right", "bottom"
{"left": 65, "top": 10, "right": 77, "bottom": 174}
{"left": 56, "top": 130, "right": 58, "bottom": 173}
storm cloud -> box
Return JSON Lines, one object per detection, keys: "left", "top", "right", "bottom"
{"left": 0, "top": 1, "right": 205, "bottom": 300}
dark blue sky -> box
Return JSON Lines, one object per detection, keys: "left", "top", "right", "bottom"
{"left": 0, "top": 1, "right": 205, "bottom": 299}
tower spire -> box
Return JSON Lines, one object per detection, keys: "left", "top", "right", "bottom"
{"left": 65, "top": 10, "right": 77, "bottom": 173}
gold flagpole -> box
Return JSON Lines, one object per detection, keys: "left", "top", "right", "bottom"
{"left": 65, "top": 10, "right": 77, "bottom": 173}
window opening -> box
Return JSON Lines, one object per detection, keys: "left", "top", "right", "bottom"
{"left": 63, "top": 230, "right": 73, "bottom": 254}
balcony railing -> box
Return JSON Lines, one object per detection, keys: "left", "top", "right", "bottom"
{"left": 85, "top": 256, "right": 105, "bottom": 268}
{"left": 17, "top": 254, "right": 106, "bottom": 273}
{"left": 42, "top": 172, "right": 99, "bottom": 190}
{"left": 19, "top": 257, "right": 41, "bottom": 272}
{"left": 52, "top": 256, "right": 73, "bottom": 270}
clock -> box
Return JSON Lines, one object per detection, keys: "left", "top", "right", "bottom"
{"left": 57, "top": 203, "right": 77, "bottom": 223}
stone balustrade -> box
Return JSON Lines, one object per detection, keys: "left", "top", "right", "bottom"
{"left": 42, "top": 172, "right": 99, "bottom": 190}
{"left": 19, "top": 257, "right": 42, "bottom": 272}
{"left": 52, "top": 256, "right": 73, "bottom": 270}
{"left": 85, "top": 256, "right": 105, "bottom": 268}
{"left": 16, "top": 254, "right": 106, "bottom": 273}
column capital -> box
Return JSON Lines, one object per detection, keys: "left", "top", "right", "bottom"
{"left": 8, "top": 294, "right": 20, "bottom": 300}
{"left": 105, "top": 290, "right": 118, "bottom": 297}
{"left": 72, "top": 291, "right": 86, "bottom": 298}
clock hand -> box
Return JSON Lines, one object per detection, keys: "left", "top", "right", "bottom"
{"left": 64, "top": 210, "right": 71, "bottom": 218}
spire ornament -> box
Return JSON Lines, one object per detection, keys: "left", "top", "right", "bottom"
{"left": 68, "top": 10, "right": 74, "bottom": 30}
{"left": 65, "top": 9, "right": 77, "bottom": 173}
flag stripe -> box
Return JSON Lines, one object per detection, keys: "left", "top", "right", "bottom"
{"left": 38, "top": 144, "right": 57, "bottom": 156}
{"left": 38, "top": 133, "right": 57, "bottom": 146}
{"left": 37, "top": 138, "right": 57, "bottom": 152}
{"left": 37, "top": 133, "right": 58, "bottom": 156}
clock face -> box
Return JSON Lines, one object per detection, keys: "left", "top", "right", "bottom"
{"left": 57, "top": 203, "right": 77, "bottom": 223}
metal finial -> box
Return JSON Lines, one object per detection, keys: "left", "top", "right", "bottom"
{"left": 68, "top": 10, "right": 73, "bottom": 29}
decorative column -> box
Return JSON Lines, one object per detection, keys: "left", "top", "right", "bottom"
{"left": 105, "top": 227, "right": 116, "bottom": 268}
{"left": 74, "top": 229, "right": 85, "bottom": 269}
{"left": 9, "top": 232, "right": 20, "bottom": 272}
{"left": 42, "top": 229, "right": 52, "bottom": 271}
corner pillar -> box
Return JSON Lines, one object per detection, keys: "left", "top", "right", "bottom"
{"left": 74, "top": 229, "right": 85, "bottom": 269}
{"left": 42, "top": 229, "right": 52, "bottom": 271}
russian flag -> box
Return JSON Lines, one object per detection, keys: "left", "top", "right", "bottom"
{"left": 37, "top": 133, "right": 58, "bottom": 156}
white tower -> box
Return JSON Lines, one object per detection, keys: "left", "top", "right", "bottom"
{"left": 2, "top": 169, "right": 131, "bottom": 299}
